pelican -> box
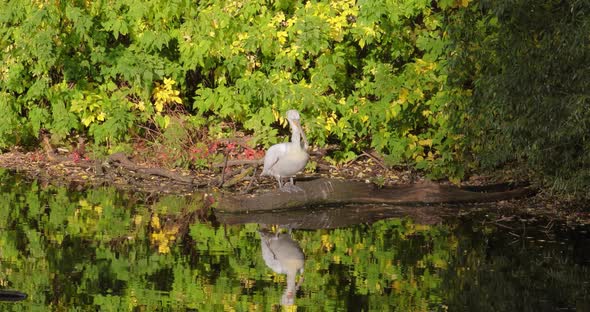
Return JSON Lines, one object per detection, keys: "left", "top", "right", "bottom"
{"left": 262, "top": 109, "right": 309, "bottom": 192}
{"left": 259, "top": 229, "right": 304, "bottom": 306}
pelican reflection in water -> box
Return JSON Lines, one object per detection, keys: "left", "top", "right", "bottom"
{"left": 262, "top": 109, "right": 309, "bottom": 192}
{"left": 259, "top": 229, "right": 304, "bottom": 306}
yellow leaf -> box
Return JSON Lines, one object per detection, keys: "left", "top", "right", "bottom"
{"left": 158, "top": 243, "right": 170, "bottom": 254}
{"left": 279, "top": 116, "right": 287, "bottom": 127}
{"left": 415, "top": 224, "right": 430, "bottom": 231}
{"left": 97, "top": 112, "right": 106, "bottom": 121}
{"left": 135, "top": 101, "right": 146, "bottom": 111}
{"left": 82, "top": 116, "right": 94, "bottom": 127}
{"left": 171, "top": 96, "right": 183, "bottom": 104}
{"left": 151, "top": 214, "right": 161, "bottom": 230}
{"left": 160, "top": 115, "right": 170, "bottom": 129}
{"left": 415, "top": 88, "right": 424, "bottom": 99}
{"left": 277, "top": 31, "right": 288, "bottom": 45}
{"left": 155, "top": 101, "right": 164, "bottom": 112}
{"left": 449, "top": 176, "right": 461, "bottom": 185}
{"left": 418, "top": 138, "right": 432, "bottom": 146}
{"left": 164, "top": 77, "right": 175, "bottom": 87}
{"left": 398, "top": 88, "right": 409, "bottom": 104}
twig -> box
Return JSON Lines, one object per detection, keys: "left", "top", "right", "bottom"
{"left": 241, "top": 166, "right": 258, "bottom": 194}
{"left": 136, "top": 124, "right": 161, "bottom": 136}
{"left": 490, "top": 221, "right": 514, "bottom": 230}
{"left": 219, "top": 152, "right": 229, "bottom": 187}
{"left": 215, "top": 137, "right": 253, "bottom": 149}
{"left": 223, "top": 167, "right": 254, "bottom": 188}
{"left": 362, "top": 151, "right": 388, "bottom": 170}
{"left": 344, "top": 150, "right": 388, "bottom": 171}
{"left": 212, "top": 159, "right": 263, "bottom": 167}
{"left": 107, "top": 152, "right": 196, "bottom": 185}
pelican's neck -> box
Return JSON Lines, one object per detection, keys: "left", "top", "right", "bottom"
{"left": 289, "top": 122, "right": 308, "bottom": 150}
{"left": 281, "top": 268, "right": 300, "bottom": 306}
{"left": 286, "top": 269, "right": 298, "bottom": 292}
{"left": 290, "top": 127, "right": 301, "bottom": 145}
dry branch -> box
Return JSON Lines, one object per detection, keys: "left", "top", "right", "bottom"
{"left": 212, "top": 159, "right": 263, "bottom": 167}
{"left": 107, "top": 152, "right": 197, "bottom": 185}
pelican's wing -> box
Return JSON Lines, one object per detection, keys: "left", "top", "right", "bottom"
{"left": 262, "top": 143, "right": 288, "bottom": 174}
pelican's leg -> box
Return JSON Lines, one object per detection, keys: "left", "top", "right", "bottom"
{"left": 284, "top": 177, "right": 296, "bottom": 187}
{"left": 276, "top": 176, "right": 283, "bottom": 189}
{"left": 282, "top": 177, "right": 304, "bottom": 193}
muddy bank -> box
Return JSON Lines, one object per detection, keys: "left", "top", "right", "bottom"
{"left": 0, "top": 149, "right": 588, "bottom": 225}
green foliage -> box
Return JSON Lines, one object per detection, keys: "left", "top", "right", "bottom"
{"left": 0, "top": 0, "right": 467, "bottom": 179}
{"left": 3, "top": 0, "right": 588, "bottom": 195}
{"left": 183, "top": 0, "right": 466, "bottom": 178}
{"left": 0, "top": 0, "right": 181, "bottom": 152}
{"left": 446, "top": 0, "right": 590, "bottom": 195}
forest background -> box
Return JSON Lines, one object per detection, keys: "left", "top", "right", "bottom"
{"left": 1, "top": 0, "right": 588, "bottom": 200}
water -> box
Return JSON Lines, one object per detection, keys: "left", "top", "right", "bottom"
{"left": 0, "top": 171, "right": 588, "bottom": 311}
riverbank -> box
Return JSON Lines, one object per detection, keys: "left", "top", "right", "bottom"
{"left": 0, "top": 147, "right": 588, "bottom": 225}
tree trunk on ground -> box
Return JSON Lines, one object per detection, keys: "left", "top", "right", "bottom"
{"left": 215, "top": 178, "right": 535, "bottom": 213}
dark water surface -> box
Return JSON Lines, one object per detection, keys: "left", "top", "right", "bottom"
{"left": 0, "top": 171, "right": 588, "bottom": 311}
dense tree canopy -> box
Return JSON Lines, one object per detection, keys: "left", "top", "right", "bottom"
{"left": 447, "top": 0, "right": 590, "bottom": 195}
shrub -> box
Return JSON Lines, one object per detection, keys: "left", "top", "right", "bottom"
{"left": 1, "top": 0, "right": 468, "bottom": 180}
{"left": 446, "top": 0, "right": 590, "bottom": 195}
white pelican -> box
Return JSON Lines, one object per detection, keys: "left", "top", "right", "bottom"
{"left": 262, "top": 109, "right": 309, "bottom": 192}
{"left": 259, "top": 229, "right": 304, "bottom": 306}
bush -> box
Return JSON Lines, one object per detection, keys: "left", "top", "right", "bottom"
{"left": 446, "top": 0, "right": 590, "bottom": 195}
{"left": 1, "top": 0, "right": 468, "bottom": 179}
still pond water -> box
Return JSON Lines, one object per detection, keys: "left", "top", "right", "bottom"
{"left": 0, "top": 171, "right": 589, "bottom": 311}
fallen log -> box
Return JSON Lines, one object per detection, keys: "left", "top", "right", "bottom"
{"left": 214, "top": 178, "right": 535, "bottom": 213}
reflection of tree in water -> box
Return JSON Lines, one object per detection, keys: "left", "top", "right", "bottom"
{"left": 1, "top": 171, "right": 588, "bottom": 311}
{"left": 258, "top": 228, "right": 304, "bottom": 307}
{"left": 442, "top": 216, "right": 590, "bottom": 312}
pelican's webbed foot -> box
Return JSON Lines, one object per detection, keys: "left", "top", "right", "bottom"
{"left": 280, "top": 181, "right": 304, "bottom": 193}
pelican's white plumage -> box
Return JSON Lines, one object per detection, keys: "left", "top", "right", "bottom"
{"left": 262, "top": 109, "right": 309, "bottom": 191}
{"left": 259, "top": 230, "right": 304, "bottom": 306}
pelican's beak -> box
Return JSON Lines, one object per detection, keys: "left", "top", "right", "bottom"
{"left": 292, "top": 119, "right": 308, "bottom": 150}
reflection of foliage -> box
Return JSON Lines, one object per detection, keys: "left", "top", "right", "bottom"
{"left": 0, "top": 171, "right": 454, "bottom": 311}
{"left": 293, "top": 221, "right": 451, "bottom": 311}
{"left": 150, "top": 213, "right": 179, "bottom": 254}
{"left": 0, "top": 171, "right": 588, "bottom": 311}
